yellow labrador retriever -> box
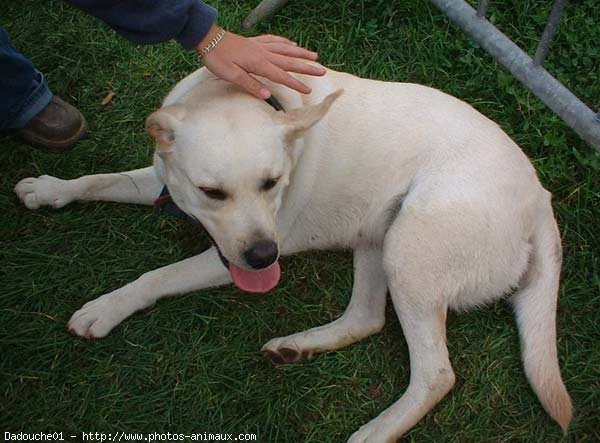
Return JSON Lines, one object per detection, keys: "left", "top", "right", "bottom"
{"left": 15, "top": 66, "right": 571, "bottom": 441}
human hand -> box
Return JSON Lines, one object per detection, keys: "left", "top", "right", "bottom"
{"left": 197, "top": 24, "right": 326, "bottom": 99}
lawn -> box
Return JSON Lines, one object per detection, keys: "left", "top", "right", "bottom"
{"left": 1, "top": 0, "right": 598, "bottom": 441}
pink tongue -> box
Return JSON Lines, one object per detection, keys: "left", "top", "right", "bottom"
{"left": 229, "top": 261, "right": 281, "bottom": 293}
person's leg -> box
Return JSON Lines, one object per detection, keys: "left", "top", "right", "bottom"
{"left": 0, "top": 27, "right": 51, "bottom": 130}
{"left": 0, "top": 27, "right": 86, "bottom": 151}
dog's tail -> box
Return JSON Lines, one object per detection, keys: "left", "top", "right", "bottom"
{"left": 511, "top": 192, "right": 572, "bottom": 433}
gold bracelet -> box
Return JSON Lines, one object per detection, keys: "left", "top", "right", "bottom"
{"left": 197, "top": 27, "right": 226, "bottom": 59}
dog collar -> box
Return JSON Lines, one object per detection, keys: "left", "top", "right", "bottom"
{"left": 154, "top": 186, "right": 229, "bottom": 267}
{"left": 265, "top": 95, "right": 285, "bottom": 112}
{"left": 154, "top": 186, "right": 196, "bottom": 224}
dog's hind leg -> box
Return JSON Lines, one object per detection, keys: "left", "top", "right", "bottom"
{"left": 261, "top": 247, "right": 387, "bottom": 364}
{"left": 348, "top": 218, "right": 456, "bottom": 443}
{"left": 67, "top": 246, "right": 231, "bottom": 338}
{"left": 348, "top": 301, "right": 453, "bottom": 443}
{"left": 15, "top": 166, "right": 162, "bottom": 209}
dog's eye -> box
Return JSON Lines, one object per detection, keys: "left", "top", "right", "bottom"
{"left": 261, "top": 177, "right": 280, "bottom": 191}
{"left": 199, "top": 187, "right": 227, "bottom": 201}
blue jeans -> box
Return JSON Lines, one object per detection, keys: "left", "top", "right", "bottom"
{"left": 0, "top": 27, "right": 53, "bottom": 130}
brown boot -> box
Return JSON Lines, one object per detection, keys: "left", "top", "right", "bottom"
{"left": 18, "top": 96, "right": 87, "bottom": 152}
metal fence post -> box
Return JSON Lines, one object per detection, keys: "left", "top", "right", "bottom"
{"left": 429, "top": 0, "right": 600, "bottom": 151}
{"left": 533, "top": 0, "right": 568, "bottom": 66}
{"left": 242, "top": 0, "right": 290, "bottom": 29}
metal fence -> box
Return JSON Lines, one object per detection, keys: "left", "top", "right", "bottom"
{"left": 242, "top": 0, "right": 600, "bottom": 152}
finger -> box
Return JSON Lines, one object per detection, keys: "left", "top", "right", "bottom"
{"left": 253, "top": 62, "right": 312, "bottom": 95}
{"left": 261, "top": 42, "right": 320, "bottom": 61}
{"left": 251, "top": 34, "right": 297, "bottom": 46}
{"left": 267, "top": 54, "right": 326, "bottom": 76}
{"left": 229, "top": 64, "right": 271, "bottom": 99}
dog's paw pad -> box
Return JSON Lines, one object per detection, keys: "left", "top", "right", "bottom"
{"left": 262, "top": 349, "right": 287, "bottom": 365}
{"left": 278, "top": 347, "right": 301, "bottom": 362}
{"left": 261, "top": 340, "right": 313, "bottom": 364}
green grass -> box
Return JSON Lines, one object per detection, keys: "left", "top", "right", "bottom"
{"left": 1, "top": 0, "right": 599, "bottom": 441}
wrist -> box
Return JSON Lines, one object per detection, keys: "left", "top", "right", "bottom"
{"left": 195, "top": 23, "right": 226, "bottom": 59}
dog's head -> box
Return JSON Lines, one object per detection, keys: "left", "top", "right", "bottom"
{"left": 146, "top": 80, "right": 341, "bottom": 293}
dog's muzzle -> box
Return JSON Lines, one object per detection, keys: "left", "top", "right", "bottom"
{"left": 153, "top": 186, "right": 281, "bottom": 293}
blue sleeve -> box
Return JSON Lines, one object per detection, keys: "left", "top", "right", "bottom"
{"left": 67, "top": 0, "right": 218, "bottom": 49}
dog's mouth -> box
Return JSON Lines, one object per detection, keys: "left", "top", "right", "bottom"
{"left": 154, "top": 186, "right": 281, "bottom": 293}
{"left": 206, "top": 231, "right": 281, "bottom": 293}
{"left": 228, "top": 261, "right": 281, "bottom": 293}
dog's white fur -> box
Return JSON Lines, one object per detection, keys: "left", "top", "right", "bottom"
{"left": 15, "top": 67, "right": 572, "bottom": 441}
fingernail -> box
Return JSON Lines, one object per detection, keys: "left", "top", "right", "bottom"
{"left": 260, "top": 88, "right": 271, "bottom": 99}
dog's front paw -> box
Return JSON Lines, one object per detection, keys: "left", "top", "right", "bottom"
{"left": 14, "top": 175, "right": 75, "bottom": 209}
{"left": 67, "top": 293, "right": 125, "bottom": 339}
{"left": 261, "top": 336, "right": 315, "bottom": 364}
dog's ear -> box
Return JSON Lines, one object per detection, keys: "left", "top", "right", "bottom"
{"left": 145, "top": 105, "right": 186, "bottom": 158}
{"left": 275, "top": 89, "right": 343, "bottom": 140}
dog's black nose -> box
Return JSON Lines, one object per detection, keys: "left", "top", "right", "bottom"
{"left": 244, "top": 240, "right": 279, "bottom": 269}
